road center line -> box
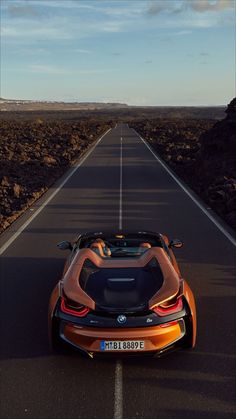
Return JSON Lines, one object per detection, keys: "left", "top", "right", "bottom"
{"left": 114, "top": 359, "right": 123, "bottom": 419}
{"left": 115, "top": 130, "right": 123, "bottom": 419}
{"left": 119, "top": 136, "right": 123, "bottom": 230}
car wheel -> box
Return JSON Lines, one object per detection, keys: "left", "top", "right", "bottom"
{"left": 50, "top": 317, "right": 66, "bottom": 353}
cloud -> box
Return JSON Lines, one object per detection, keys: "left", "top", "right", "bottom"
{"left": 147, "top": 2, "right": 165, "bottom": 15}
{"left": 26, "top": 65, "right": 110, "bottom": 75}
{"left": 147, "top": 0, "right": 184, "bottom": 16}
{"left": 147, "top": 0, "right": 235, "bottom": 16}
{"left": 100, "top": 5, "right": 143, "bottom": 18}
{"left": 147, "top": 1, "right": 179, "bottom": 15}
{"left": 7, "top": 3, "right": 41, "bottom": 18}
{"left": 77, "top": 69, "right": 110, "bottom": 75}
{"left": 101, "top": 21, "right": 123, "bottom": 33}
{"left": 175, "top": 30, "right": 192, "bottom": 35}
{"left": 2, "top": 24, "right": 71, "bottom": 40}
{"left": 5, "top": 0, "right": 95, "bottom": 11}
{"left": 13, "top": 47, "right": 50, "bottom": 56}
{"left": 75, "top": 49, "right": 93, "bottom": 54}
{"left": 28, "top": 64, "right": 72, "bottom": 75}
{"left": 2, "top": 0, "right": 235, "bottom": 49}
{"left": 189, "top": 0, "right": 235, "bottom": 13}
{"left": 145, "top": 60, "right": 153, "bottom": 64}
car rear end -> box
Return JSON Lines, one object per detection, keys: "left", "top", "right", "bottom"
{"left": 50, "top": 288, "right": 194, "bottom": 357}
{"left": 49, "top": 231, "right": 196, "bottom": 357}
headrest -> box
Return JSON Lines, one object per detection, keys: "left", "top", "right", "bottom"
{"left": 94, "top": 238, "right": 106, "bottom": 247}
{"left": 139, "top": 242, "right": 151, "bottom": 248}
{"left": 90, "top": 243, "right": 102, "bottom": 249}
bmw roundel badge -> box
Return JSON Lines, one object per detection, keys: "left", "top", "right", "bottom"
{"left": 117, "top": 314, "right": 127, "bottom": 324}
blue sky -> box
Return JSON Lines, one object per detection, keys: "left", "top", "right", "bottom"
{"left": 1, "top": 0, "right": 235, "bottom": 105}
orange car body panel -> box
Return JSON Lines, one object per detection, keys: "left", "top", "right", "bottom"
{"left": 63, "top": 321, "right": 184, "bottom": 353}
{"left": 49, "top": 234, "right": 197, "bottom": 353}
{"left": 62, "top": 247, "right": 180, "bottom": 310}
{"left": 162, "top": 234, "right": 181, "bottom": 276}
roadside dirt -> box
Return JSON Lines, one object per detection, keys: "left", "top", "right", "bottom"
{"left": 1, "top": 101, "right": 235, "bottom": 234}
{"left": 130, "top": 98, "right": 236, "bottom": 231}
{"left": 0, "top": 118, "right": 112, "bottom": 232}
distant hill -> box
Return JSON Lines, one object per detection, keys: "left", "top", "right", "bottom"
{"left": 0, "top": 98, "right": 129, "bottom": 111}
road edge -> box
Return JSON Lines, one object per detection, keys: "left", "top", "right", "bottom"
{"left": 132, "top": 127, "right": 236, "bottom": 247}
{"left": 0, "top": 128, "right": 111, "bottom": 255}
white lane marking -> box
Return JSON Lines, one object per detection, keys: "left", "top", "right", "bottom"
{"left": 119, "top": 136, "right": 123, "bottom": 230}
{"left": 116, "top": 130, "right": 123, "bottom": 419}
{"left": 0, "top": 128, "right": 111, "bottom": 255}
{"left": 132, "top": 128, "right": 236, "bottom": 247}
{"left": 114, "top": 359, "right": 123, "bottom": 419}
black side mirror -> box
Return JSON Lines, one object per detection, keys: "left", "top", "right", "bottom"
{"left": 169, "top": 239, "right": 183, "bottom": 249}
{"left": 57, "top": 241, "right": 73, "bottom": 251}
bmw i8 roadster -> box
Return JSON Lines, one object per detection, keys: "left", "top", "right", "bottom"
{"left": 49, "top": 231, "right": 196, "bottom": 357}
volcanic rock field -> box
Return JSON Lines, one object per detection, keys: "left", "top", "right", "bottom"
{"left": 130, "top": 98, "right": 236, "bottom": 231}
{"left": 0, "top": 99, "right": 235, "bottom": 233}
{"left": 0, "top": 116, "right": 112, "bottom": 232}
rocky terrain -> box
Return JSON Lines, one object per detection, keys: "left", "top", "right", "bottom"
{"left": 130, "top": 98, "right": 236, "bottom": 231}
{"left": 0, "top": 98, "right": 128, "bottom": 112}
{"left": 0, "top": 117, "right": 112, "bottom": 232}
{"left": 0, "top": 98, "right": 225, "bottom": 120}
{"left": 0, "top": 103, "right": 234, "bottom": 234}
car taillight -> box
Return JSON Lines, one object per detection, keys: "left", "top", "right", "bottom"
{"left": 60, "top": 297, "right": 90, "bottom": 317}
{"left": 153, "top": 297, "right": 183, "bottom": 317}
{"left": 159, "top": 320, "right": 178, "bottom": 328}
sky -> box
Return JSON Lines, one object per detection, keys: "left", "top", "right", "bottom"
{"left": 0, "top": 0, "right": 235, "bottom": 105}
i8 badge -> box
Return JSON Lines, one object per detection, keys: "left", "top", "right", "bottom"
{"left": 117, "top": 314, "right": 127, "bottom": 324}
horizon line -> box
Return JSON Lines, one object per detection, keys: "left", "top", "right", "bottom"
{"left": 0, "top": 97, "right": 227, "bottom": 107}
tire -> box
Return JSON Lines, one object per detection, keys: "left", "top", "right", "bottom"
{"left": 50, "top": 317, "right": 66, "bottom": 353}
{"left": 184, "top": 315, "right": 194, "bottom": 348}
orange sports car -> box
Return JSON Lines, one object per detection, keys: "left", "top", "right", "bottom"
{"left": 49, "top": 231, "right": 196, "bottom": 357}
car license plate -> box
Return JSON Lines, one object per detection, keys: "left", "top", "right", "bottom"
{"left": 100, "top": 340, "right": 145, "bottom": 351}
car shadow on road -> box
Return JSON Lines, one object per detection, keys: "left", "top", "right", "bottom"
{"left": 0, "top": 255, "right": 66, "bottom": 360}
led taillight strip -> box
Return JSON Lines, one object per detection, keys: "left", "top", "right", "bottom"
{"left": 61, "top": 297, "right": 90, "bottom": 317}
{"left": 153, "top": 297, "right": 183, "bottom": 317}
{"left": 159, "top": 320, "right": 178, "bottom": 328}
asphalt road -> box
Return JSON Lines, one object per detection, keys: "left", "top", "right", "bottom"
{"left": 1, "top": 124, "right": 236, "bottom": 419}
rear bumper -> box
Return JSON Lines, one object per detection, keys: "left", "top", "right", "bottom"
{"left": 58, "top": 318, "right": 186, "bottom": 357}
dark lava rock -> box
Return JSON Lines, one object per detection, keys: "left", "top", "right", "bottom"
{"left": 0, "top": 118, "right": 112, "bottom": 233}
{"left": 197, "top": 98, "right": 236, "bottom": 229}
{"left": 130, "top": 97, "right": 236, "bottom": 231}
